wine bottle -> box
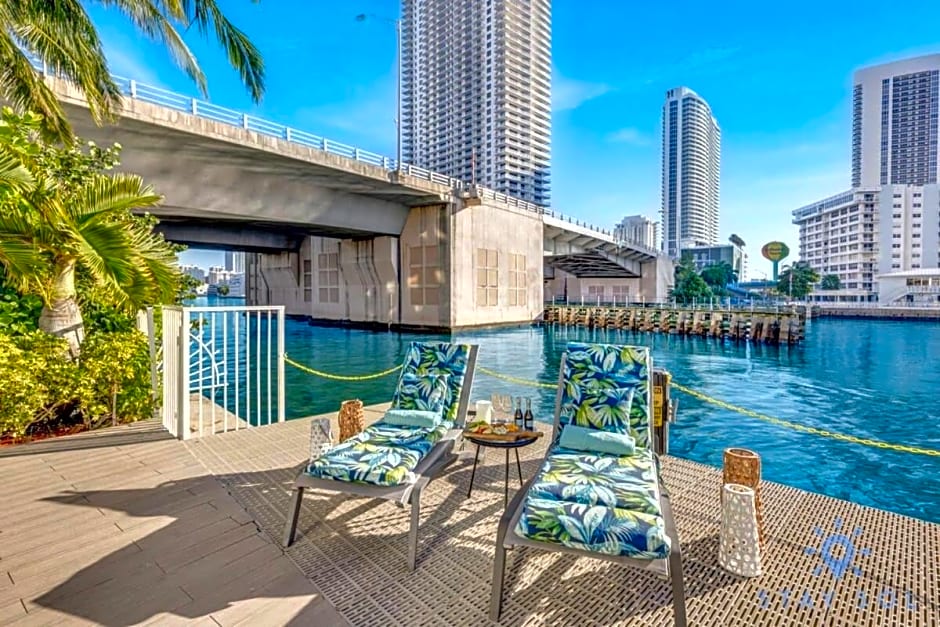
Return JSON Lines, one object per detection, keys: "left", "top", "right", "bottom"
{"left": 524, "top": 398, "right": 534, "bottom": 431}
{"left": 514, "top": 397, "right": 524, "bottom": 429}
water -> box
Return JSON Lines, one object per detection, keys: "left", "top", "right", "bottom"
{"left": 188, "top": 298, "right": 940, "bottom": 524}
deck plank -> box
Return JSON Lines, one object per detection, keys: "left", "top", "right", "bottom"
{"left": 0, "top": 420, "right": 346, "bottom": 626}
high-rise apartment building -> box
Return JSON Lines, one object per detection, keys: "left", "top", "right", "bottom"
{"left": 401, "top": 0, "right": 551, "bottom": 206}
{"left": 224, "top": 251, "right": 245, "bottom": 274}
{"left": 614, "top": 215, "right": 659, "bottom": 250}
{"left": 793, "top": 189, "right": 880, "bottom": 301}
{"left": 852, "top": 55, "right": 940, "bottom": 188}
{"left": 661, "top": 87, "right": 721, "bottom": 257}
{"left": 794, "top": 54, "right": 940, "bottom": 303}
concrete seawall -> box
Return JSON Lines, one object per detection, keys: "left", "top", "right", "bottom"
{"left": 813, "top": 306, "right": 940, "bottom": 320}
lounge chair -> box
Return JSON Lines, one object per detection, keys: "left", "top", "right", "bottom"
{"left": 490, "top": 342, "right": 687, "bottom": 625}
{"left": 283, "top": 341, "right": 478, "bottom": 570}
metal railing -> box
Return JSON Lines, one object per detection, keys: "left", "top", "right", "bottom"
{"left": 27, "top": 52, "right": 651, "bottom": 250}
{"left": 160, "top": 305, "right": 285, "bottom": 439}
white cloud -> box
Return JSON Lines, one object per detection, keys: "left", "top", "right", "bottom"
{"left": 607, "top": 127, "right": 653, "bottom": 146}
{"left": 553, "top": 70, "right": 611, "bottom": 112}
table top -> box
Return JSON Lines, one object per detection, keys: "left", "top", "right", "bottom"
{"left": 463, "top": 430, "right": 543, "bottom": 448}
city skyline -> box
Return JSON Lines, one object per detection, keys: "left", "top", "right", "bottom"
{"left": 84, "top": 0, "right": 940, "bottom": 277}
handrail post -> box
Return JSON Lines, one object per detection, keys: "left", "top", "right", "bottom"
{"left": 323, "top": 138, "right": 329, "bottom": 152}
{"left": 285, "top": 127, "right": 292, "bottom": 142}
{"left": 177, "top": 308, "right": 191, "bottom": 440}
{"left": 242, "top": 114, "right": 249, "bottom": 129}
{"left": 277, "top": 307, "right": 286, "bottom": 423}
{"left": 191, "top": 99, "right": 198, "bottom": 115}
{"left": 129, "top": 80, "right": 137, "bottom": 98}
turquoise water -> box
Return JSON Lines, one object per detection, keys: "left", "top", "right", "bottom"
{"left": 278, "top": 316, "right": 940, "bottom": 524}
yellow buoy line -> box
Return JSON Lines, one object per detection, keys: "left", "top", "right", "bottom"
{"left": 283, "top": 356, "right": 940, "bottom": 457}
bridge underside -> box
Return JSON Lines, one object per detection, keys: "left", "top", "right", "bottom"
{"left": 154, "top": 217, "right": 388, "bottom": 252}
{"left": 544, "top": 251, "right": 640, "bottom": 278}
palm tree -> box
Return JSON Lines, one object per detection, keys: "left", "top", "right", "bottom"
{"left": 0, "top": 114, "right": 179, "bottom": 356}
{"left": 777, "top": 262, "right": 820, "bottom": 300}
{"left": 0, "top": 0, "right": 264, "bottom": 140}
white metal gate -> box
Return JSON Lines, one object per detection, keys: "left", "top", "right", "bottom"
{"left": 160, "top": 305, "right": 286, "bottom": 439}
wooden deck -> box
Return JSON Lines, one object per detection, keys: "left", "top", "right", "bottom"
{"left": 0, "top": 420, "right": 346, "bottom": 626}
{"left": 2, "top": 410, "right": 938, "bottom": 626}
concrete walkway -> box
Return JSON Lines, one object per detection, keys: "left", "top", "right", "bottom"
{"left": 0, "top": 420, "right": 346, "bottom": 626}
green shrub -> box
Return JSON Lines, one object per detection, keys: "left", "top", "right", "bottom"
{"left": 0, "top": 283, "right": 43, "bottom": 335}
{"left": 78, "top": 331, "right": 155, "bottom": 425}
{"left": 0, "top": 330, "right": 154, "bottom": 439}
{"left": 0, "top": 332, "right": 77, "bottom": 437}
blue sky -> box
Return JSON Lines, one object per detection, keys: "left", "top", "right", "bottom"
{"left": 88, "top": 0, "right": 940, "bottom": 278}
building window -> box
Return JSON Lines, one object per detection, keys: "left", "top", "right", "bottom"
{"left": 587, "top": 285, "right": 605, "bottom": 302}
{"left": 317, "top": 253, "right": 340, "bottom": 303}
{"left": 408, "top": 245, "right": 441, "bottom": 306}
{"left": 508, "top": 253, "right": 526, "bottom": 306}
{"left": 476, "top": 248, "right": 498, "bottom": 306}
{"left": 303, "top": 259, "right": 312, "bottom": 303}
{"left": 611, "top": 285, "right": 629, "bottom": 303}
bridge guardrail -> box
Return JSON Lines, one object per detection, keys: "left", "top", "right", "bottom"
{"left": 28, "top": 53, "right": 655, "bottom": 249}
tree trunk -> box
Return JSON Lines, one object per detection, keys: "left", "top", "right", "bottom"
{"left": 38, "top": 258, "right": 84, "bottom": 358}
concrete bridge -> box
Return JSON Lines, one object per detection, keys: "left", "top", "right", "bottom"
{"left": 40, "top": 64, "right": 673, "bottom": 329}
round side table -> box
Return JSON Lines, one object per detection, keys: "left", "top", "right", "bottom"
{"left": 465, "top": 434, "right": 540, "bottom": 507}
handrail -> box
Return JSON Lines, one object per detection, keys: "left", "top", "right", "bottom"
{"left": 27, "top": 53, "right": 656, "bottom": 252}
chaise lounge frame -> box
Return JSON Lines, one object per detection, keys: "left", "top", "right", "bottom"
{"left": 489, "top": 351, "right": 687, "bottom": 626}
{"left": 283, "top": 345, "right": 478, "bottom": 571}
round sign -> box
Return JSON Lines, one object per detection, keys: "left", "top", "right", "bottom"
{"left": 761, "top": 241, "right": 790, "bottom": 262}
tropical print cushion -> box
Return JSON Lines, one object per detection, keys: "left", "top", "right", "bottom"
{"left": 392, "top": 373, "right": 449, "bottom": 414}
{"left": 306, "top": 341, "right": 472, "bottom": 487}
{"left": 307, "top": 420, "right": 453, "bottom": 486}
{"left": 559, "top": 343, "right": 652, "bottom": 449}
{"left": 564, "top": 386, "right": 635, "bottom": 433}
{"left": 515, "top": 446, "right": 670, "bottom": 559}
{"left": 515, "top": 497, "right": 670, "bottom": 560}
{"left": 528, "top": 448, "right": 660, "bottom": 515}
{"left": 394, "top": 342, "right": 472, "bottom": 423}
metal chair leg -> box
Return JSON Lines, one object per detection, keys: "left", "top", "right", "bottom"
{"left": 283, "top": 486, "right": 304, "bottom": 547}
{"left": 408, "top": 491, "right": 421, "bottom": 571}
{"left": 514, "top": 448, "right": 524, "bottom": 487}
{"left": 489, "top": 534, "right": 508, "bottom": 621}
{"left": 662, "top": 493, "right": 687, "bottom": 627}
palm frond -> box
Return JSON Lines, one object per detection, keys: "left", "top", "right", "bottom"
{"left": 0, "top": 33, "right": 72, "bottom": 140}
{"left": 96, "top": 0, "right": 207, "bottom": 97}
{"left": 5, "top": 0, "right": 121, "bottom": 127}
{"left": 70, "top": 173, "right": 162, "bottom": 223}
{"left": 0, "top": 151, "right": 35, "bottom": 189}
{"left": 181, "top": 0, "right": 265, "bottom": 102}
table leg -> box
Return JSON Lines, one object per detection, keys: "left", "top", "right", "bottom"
{"left": 467, "top": 444, "right": 481, "bottom": 499}
{"left": 504, "top": 448, "right": 510, "bottom": 507}
{"left": 514, "top": 448, "right": 524, "bottom": 487}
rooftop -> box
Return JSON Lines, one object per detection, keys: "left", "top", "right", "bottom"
{"left": 2, "top": 409, "right": 937, "bottom": 626}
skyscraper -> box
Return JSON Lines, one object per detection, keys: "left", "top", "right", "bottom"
{"left": 614, "top": 215, "right": 659, "bottom": 250}
{"left": 852, "top": 55, "right": 940, "bottom": 188}
{"left": 224, "top": 251, "right": 245, "bottom": 274}
{"left": 401, "top": 0, "right": 551, "bottom": 206}
{"left": 660, "top": 87, "right": 721, "bottom": 257}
